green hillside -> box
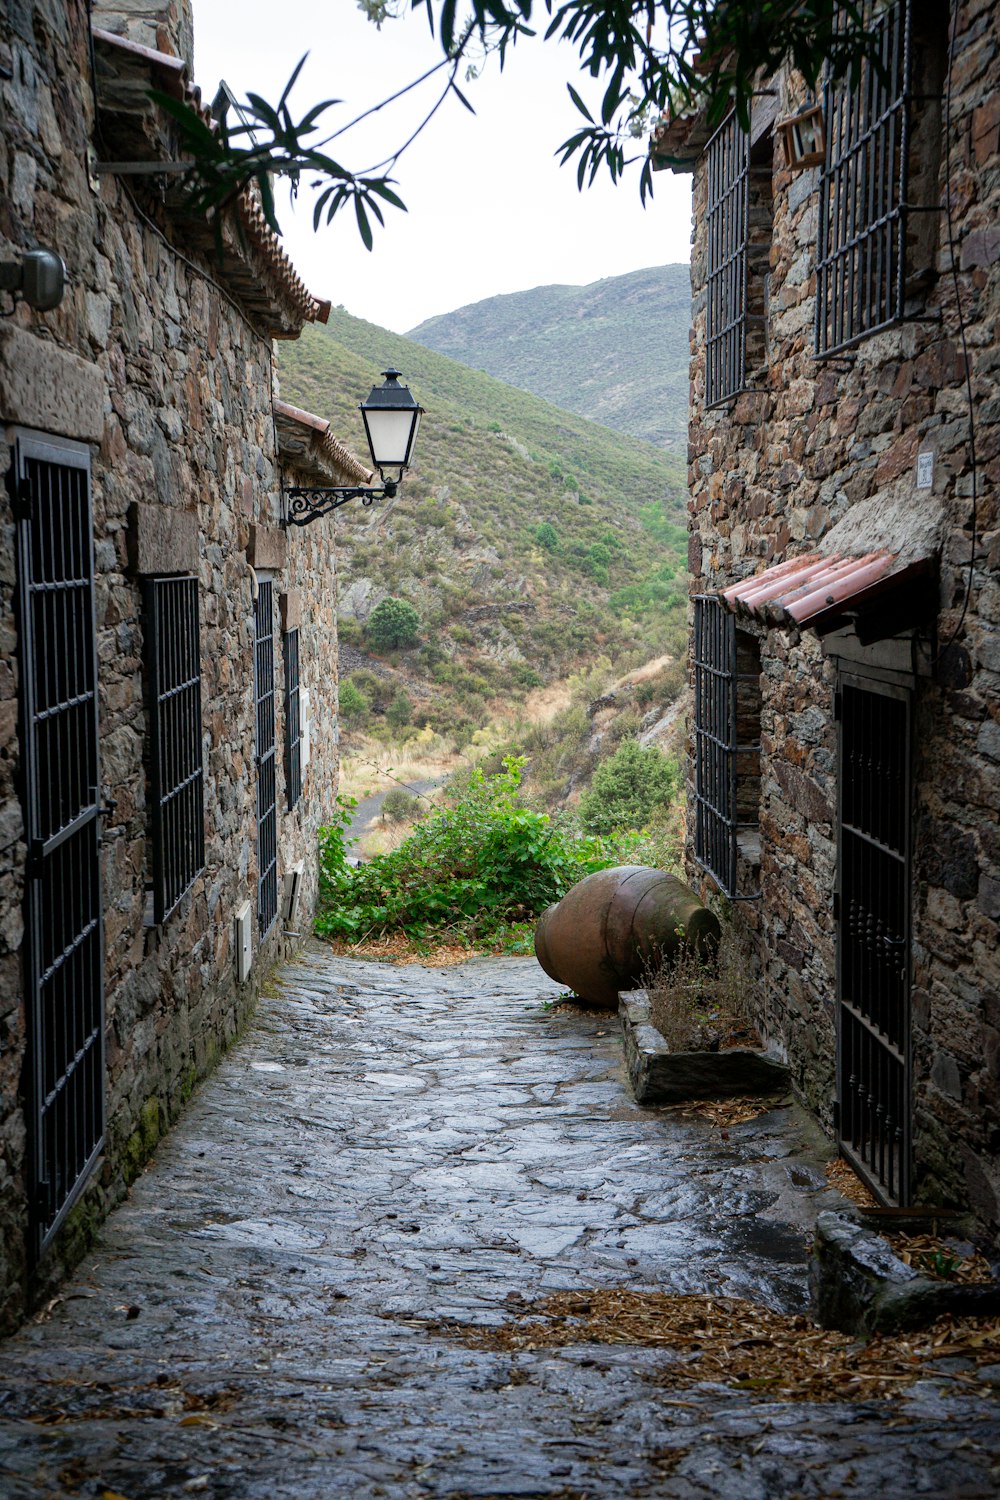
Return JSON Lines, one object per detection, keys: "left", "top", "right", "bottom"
{"left": 406, "top": 264, "right": 692, "bottom": 451}
{"left": 276, "top": 309, "right": 689, "bottom": 739}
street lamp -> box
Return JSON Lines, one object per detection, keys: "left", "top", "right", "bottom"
{"left": 284, "top": 369, "right": 424, "bottom": 527}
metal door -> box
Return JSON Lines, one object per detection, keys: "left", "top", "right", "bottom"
{"left": 13, "top": 432, "right": 105, "bottom": 1255}
{"left": 836, "top": 673, "right": 911, "bottom": 1204}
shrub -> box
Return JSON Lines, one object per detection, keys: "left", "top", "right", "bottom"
{"left": 382, "top": 787, "right": 422, "bottom": 823}
{"left": 386, "top": 690, "right": 413, "bottom": 730}
{"left": 316, "top": 757, "right": 610, "bottom": 946}
{"left": 349, "top": 670, "right": 394, "bottom": 715}
{"left": 338, "top": 679, "right": 369, "bottom": 723}
{"left": 534, "top": 522, "right": 559, "bottom": 552}
{"left": 367, "top": 596, "right": 420, "bottom": 651}
{"left": 578, "top": 740, "right": 679, "bottom": 836}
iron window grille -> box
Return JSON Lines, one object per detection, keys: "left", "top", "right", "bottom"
{"left": 705, "top": 111, "right": 751, "bottom": 408}
{"left": 284, "top": 627, "right": 302, "bottom": 811}
{"left": 145, "top": 576, "right": 205, "bottom": 925}
{"left": 836, "top": 675, "right": 911, "bottom": 1205}
{"left": 816, "top": 0, "right": 912, "bottom": 355}
{"left": 13, "top": 431, "right": 105, "bottom": 1255}
{"left": 254, "top": 579, "right": 278, "bottom": 936}
{"left": 693, "top": 596, "right": 761, "bottom": 899}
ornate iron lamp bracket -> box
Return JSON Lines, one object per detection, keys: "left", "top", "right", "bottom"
{"left": 283, "top": 478, "right": 398, "bottom": 527}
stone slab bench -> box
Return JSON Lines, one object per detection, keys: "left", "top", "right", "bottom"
{"left": 619, "top": 989, "right": 791, "bottom": 1105}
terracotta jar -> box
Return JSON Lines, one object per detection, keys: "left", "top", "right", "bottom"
{"left": 534, "top": 865, "right": 721, "bottom": 1008}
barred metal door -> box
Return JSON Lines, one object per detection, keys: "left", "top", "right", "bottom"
{"left": 254, "top": 580, "right": 278, "bottom": 935}
{"left": 13, "top": 432, "right": 105, "bottom": 1255}
{"left": 836, "top": 674, "right": 911, "bottom": 1204}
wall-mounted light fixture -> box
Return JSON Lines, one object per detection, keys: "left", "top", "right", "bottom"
{"left": 284, "top": 369, "right": 424, "bottom": 527}
{"left": 777, "top": 103, "right": 826, "bottom": 170}
{"left": 0, "top": 247, "right": 67, "bottom": 311}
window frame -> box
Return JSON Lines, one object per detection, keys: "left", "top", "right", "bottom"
{"left": 693, "top": 595, "right": 761, "bottom": 900}
{"left": 254, "top": 577, "right": 279, "bottom": 937}
{"left": 144, "top": 574, "right": 205, "bottom": 926}
{"left": 705, "top": 110, "right": 752, "bottom": 408}
{"left": 815, "top": 0, "right": 912, "bottom": 357}
{"left": 284, "top": 625, "right": 302, "bottom": 812}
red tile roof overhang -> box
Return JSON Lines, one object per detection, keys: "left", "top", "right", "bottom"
{"left": 719, "top": 550, "right": 938, "bottom": 636}
{"left": 273, "top": 398, "right": 373, "bottom": 486}
{"left": 92, "top": 29, "right": 331, "bottom": 337}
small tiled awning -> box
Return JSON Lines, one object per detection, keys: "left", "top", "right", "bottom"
{"left": 721, "top": 550, "right": 936, "bottom": 633}
{"left": 273, "top": 398, "right": 372, "bottom": 486}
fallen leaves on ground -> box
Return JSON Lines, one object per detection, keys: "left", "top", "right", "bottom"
{"left": 426, "top": 1288, "right": 1000, "bottom": 1403}
{"left": 26, "top": 1380, "right": 241, "bottom": 1426}
{"left": 887, "top": 1232, "right": 995, "bottom": 1285}
{"left": 824, "top": 1157, "right": 880, "bottom": 1208}
{"left": 659, "top": 1094, "right": 787, "bottom": 1128}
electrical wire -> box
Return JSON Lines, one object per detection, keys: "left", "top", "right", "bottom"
{"left": 935, "top": 0, "right": 979, "bottom": 661}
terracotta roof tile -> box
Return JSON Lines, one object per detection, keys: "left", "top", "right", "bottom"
{"left": 93, "top": 29, "right": 330, "bottom": 334}
{"left": 720, "top": 550, "right": 936, "bottom": 632}
{"left": 273, "top": 398, "right": 372, "bottom": 486}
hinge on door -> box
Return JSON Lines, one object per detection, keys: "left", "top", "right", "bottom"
{"left": 11, "top": 476, "right": 33, "bottom": 523}
{"left": 26, "top": 840, "right": 45, "bottom": 879}
{"left": 833, "top": 689, "right": 842, "bottom": 722}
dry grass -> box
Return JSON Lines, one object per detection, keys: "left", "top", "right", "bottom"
{"left": 322, "top": 933, "right": 480, "bottom": 966}
{"left": 620, "top": 652, "right": 676, "bottom": 685}
{"left": 645, "top": 919, "right": 758, "bottom": 1052}
{"left": 338, "top": 732, "right": 459, "bottom": 804}
{"left": 420, "top": 1287, "right": 1000, "bottom": 1403}
{"left": 519, "top": 679, "right": 576, "bottom": 725}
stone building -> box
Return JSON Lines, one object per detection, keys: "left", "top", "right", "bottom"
{"left": 653, "top": 0, "right": 999, "bottom": 1232}
{"left": 0, "top": 0, "right": 371, "bottom": 1328}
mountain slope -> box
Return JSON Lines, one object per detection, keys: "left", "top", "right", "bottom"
{"left": 406, "top": 264, "right": 691, "bottom": 451}
{"left": 276, "top": 310, "right": 689, "bottom": 739}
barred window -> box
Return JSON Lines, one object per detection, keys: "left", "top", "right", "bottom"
{"left": 705, "top": 112, "right": 774, "bottom": 408}
{"left": 816, "top": 1, "right": 945, "bottom": 355}
{"left": 254, "top": 579, "right": 278, "bottom": 936}
{"left": 145, "top": 576, "right": 205, "bottom": 924}
{"left": 693, "top": 596, "right": 761, "bottom": 899}
{"left": 706, "top": 113, "right": 750, "bottom": 407}
{"left": 284, "top": 626, "right": 302, "bottom": 811}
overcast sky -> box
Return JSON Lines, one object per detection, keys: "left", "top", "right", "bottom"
{"left": 191, "top": 0, "right": 694, "bottom": 331}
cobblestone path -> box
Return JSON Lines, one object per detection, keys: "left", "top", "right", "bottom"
{"left": 1, "top": 947, "right": 997, "bottom": 1498}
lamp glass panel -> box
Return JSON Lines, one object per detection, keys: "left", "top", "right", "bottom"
{"left": 365, "top": 407, "right": 417, "bottom": 469}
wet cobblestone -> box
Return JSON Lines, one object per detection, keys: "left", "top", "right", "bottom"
{"left": 1, "top": 946, "right": 997, "bottom": 1497}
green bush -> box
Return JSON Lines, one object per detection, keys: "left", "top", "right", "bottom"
{"left": 316, "top": 757, "right": 610, "bottom": 946}
{"left": 534, "top": 522, "right": 559, "bottom": 552}
{"left": 578, "top": 740, "right": 679, "bottom": 836}
{"left": 338, "top": 679, "right": 369, "bottom": 723}
{"left": 381, "top": 787, "right": 422, "bottom": 823}
{"left": 367, "top": 597, "right": 420, "bottom": 651}
{"left": 386, "top": 690, "right": 413, "bottom": 730}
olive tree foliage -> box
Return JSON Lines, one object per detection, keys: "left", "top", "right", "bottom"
{"left": 155, "top": 2, "right": 882, "bottom": 244}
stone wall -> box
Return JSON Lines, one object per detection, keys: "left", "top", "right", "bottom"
{"left": 679, "top": 1, "right": 999, "bottom": 1232}
{"left": 0, "top": 0, "right": 346, "bottom": 1328}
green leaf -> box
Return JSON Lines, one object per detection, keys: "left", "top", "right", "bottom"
{"left": 355, "top": 196, "right": 373, "bottom": 251}
{"left": 566, "top": 83, "right": 594, "bottom": 123}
